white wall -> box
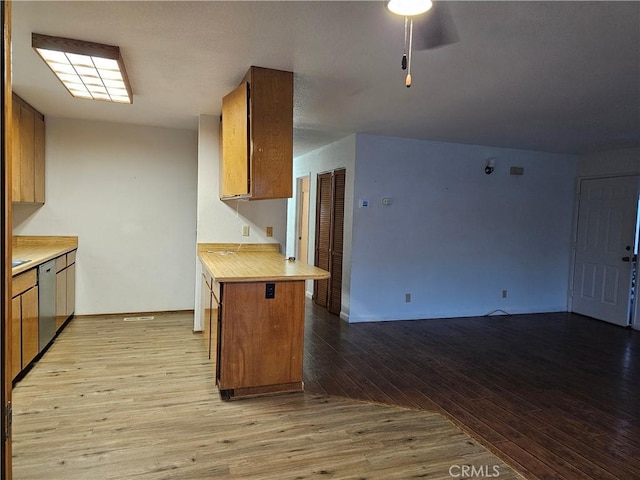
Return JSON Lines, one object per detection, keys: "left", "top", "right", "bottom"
{"left": 348, "top": 134, "right": 578, "bottom": 322}
{"left": 286, "top": 135, "right": 356, "bottom": 319}
{"left": 577, "top": 147, "right": 640, "bottom": 177}
{"left": 13, "top": 117, "right": 198, "bottom": 315}
{"left": 193, "top": 114, "right": 288, "bottom": 329}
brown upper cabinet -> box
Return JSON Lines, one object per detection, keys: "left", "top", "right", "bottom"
{"left": 220, "top": 66, "right": 293, "bottom": 200}
{"left": 12, "top": 93, "right": 45, "bottom": 204}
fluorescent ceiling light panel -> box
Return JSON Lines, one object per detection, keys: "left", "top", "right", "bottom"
{"left": 32, "top": 33, "right": 133, "bottom": 104}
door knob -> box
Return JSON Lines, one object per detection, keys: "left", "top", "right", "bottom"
{"left": 622, "top": 256, "right": 631, "bottom": 262}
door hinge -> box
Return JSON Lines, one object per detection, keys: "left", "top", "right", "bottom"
{"left": 5, "top": 401, "right": 12, "bottom": 440}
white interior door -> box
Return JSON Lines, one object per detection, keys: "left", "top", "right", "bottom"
{"left": 572, "top": 175, "right": 640, "bottom": 327}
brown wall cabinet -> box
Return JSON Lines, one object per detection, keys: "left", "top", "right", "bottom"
{"left": 220, "top": 66, "right": 293, "bottom": 200}
{"left": 11, "top": 269, "right": 39, "bottom": 380}
{"left": 12, "top": 93, "right": 45, "bottom": 204}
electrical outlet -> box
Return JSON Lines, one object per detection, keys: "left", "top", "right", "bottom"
{"left": 265, "top": 283, "right": 275, "bottom": 299}
{"left": 502, "top": 290, "right": 508, "bottom": 298}
{"left": 242, "top": 225, "right": 250, "bottom": 236}
{"left": 266, "top": 226, "right": 273, "bottom": 237}
{"left": 405, "top": 293, "right": 411, "bottom": 303}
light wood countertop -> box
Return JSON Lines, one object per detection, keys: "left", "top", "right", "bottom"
{"left": 12, "top": 236, "right": 78, "bottom": 276}
{"left": 198, "top": 243, "right": 329, "bottom": 283}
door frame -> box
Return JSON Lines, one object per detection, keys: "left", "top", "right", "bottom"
{"left": 1, "top": 0, "right": 12, "bottom": 477}
{"left": 568, "top": 173, "right": 640, "bottom": 329}
{"left": 633, "top": 193, "right": 640, "bottom": 330}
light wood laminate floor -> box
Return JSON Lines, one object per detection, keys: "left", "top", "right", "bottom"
{"left": 12, "top": 312, "right": 522, "bottom": 479}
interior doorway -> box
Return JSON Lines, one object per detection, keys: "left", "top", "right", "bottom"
{"left": 571, "top": 175, "right": 640, "bottom": 328}
{"left": 295, "top": 176, "right": 310, "bottom": 264}
{"left": 313, "top": 169, "right": 345, "bottom": 316}
{"left": 1, "top": 1, "right": 12, "bottom": 476}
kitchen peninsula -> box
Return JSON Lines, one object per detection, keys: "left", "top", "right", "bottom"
{"left": 199, "top": 243, "right": 329, "bottom": 400}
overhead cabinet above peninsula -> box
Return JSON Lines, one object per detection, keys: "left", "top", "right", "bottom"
{"left": 220, "top": 66, "right": 293, "bottom": 200}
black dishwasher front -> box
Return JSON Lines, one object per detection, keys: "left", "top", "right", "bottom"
{"left": 38, "top": 259, "right": 56, "bottom": 351}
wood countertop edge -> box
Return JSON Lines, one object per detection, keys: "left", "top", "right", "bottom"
{"left": 198, "top": 250, "right": 330, "bottom": 283}
{"left": 201, "top": 272, "right": 330, "bottom": 283}
{"left": 14, "top": 235, "right": 79, "bottom": 247}
{"left": 12, "top": 236, "right": 79, "bottom": 276}
{"left": 197, "top": 242, "right": 280, "bottom": 254}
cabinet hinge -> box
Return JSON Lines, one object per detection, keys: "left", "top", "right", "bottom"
{"left": 5, "top": 401, "right": 12, "bottom": 440}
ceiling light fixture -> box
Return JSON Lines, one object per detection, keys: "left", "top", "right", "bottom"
{"left": 386, "top": 0, "right": 433, "bottom": 88}
{"left": 387, "top": 0, "right": 432, "bottom": 17}
{"left": 32, "top": 33, "right": 133, "bottom": 104}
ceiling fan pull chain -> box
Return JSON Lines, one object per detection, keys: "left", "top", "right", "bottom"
{"left": 402, "top": 16, "right": 408, "bottom": 70}
{"left": 406, "top": 17, "right": 413, "bottom": 87}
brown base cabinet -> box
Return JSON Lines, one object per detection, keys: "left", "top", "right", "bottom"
{"left": 11, "top": 269, "right": 39, "bottom": 380}
{"left": 55, "top": 250, "right": 76, "bottom": 331}
{"left": 217, "top": 280, "right": 305, "bottom": 400}
{"left": 13, "top": 249, "right": 77, "bottom": 381}
{"left": 202, "top": 275, "right": 306, "bottom": 401}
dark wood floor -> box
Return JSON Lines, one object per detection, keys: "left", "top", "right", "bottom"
{"left": 303, "top": 305, "right": 640, "bottom": 480}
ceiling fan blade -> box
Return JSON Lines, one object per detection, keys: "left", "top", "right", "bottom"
{"left": 413, "top": 2, "right": 459, "bottom": 50}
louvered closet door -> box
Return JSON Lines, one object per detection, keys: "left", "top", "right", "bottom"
{"left": 328, "top": 169, "right": 345, "bottom": 315}
{"left": 314, "top": 169, "right": 346, "bottom": 315}
{"left": 314, "top": 173, "right": 332, "bottom": 307}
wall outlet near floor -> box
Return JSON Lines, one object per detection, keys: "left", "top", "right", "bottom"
{"left": 266, "top": 226, "right": 273, "bottom": 237}
{"left": 405, "top": 293, "right": 411, "bottom": 303}
{"left": 242, "top": 225, "right": 250, "bottom": 236}
{"left": 502, "top": 289, "right": 508, "bottom": 299}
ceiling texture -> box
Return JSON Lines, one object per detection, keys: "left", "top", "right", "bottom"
{"left": 11, "top": 1, "right": 640, "bottom": 157}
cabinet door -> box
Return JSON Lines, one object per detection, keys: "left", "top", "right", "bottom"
{"left": 11, "top": 101, "right": 21, "bottom": 200}
{"left": 11, "top": 297, "right": 22, "bottom": 379}
{"left": 249, "top": 67, "right": 293, "bottom": 200}
{"left": 212, "top": 281, "right": 220, "bottom": 379}
{"left": 201, "top": 274, "right": 211, "bottom": 358}
{"left": 56, "top": 268, "right": 67, "bottom": 330}
{"left": 220, "top": 82, "right": 249, "bottom": 198}
{"left": 11, "top": 94, "right": 46, "bottom": 204}
{"left": 34, "top": 114, "right": 45, "bottom": 203}
{"left": 21, "top": 286, "right": 39, "bottom": 368}
{"left": 18, "top": 104, "right": 35, "bottom": 202}
{"left": 66, "top": 263, "right": 76, "bottom": 317}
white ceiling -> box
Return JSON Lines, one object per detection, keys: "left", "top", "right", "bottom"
{"left": 11, "top": 1, "right": 640, "bottom": 156}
